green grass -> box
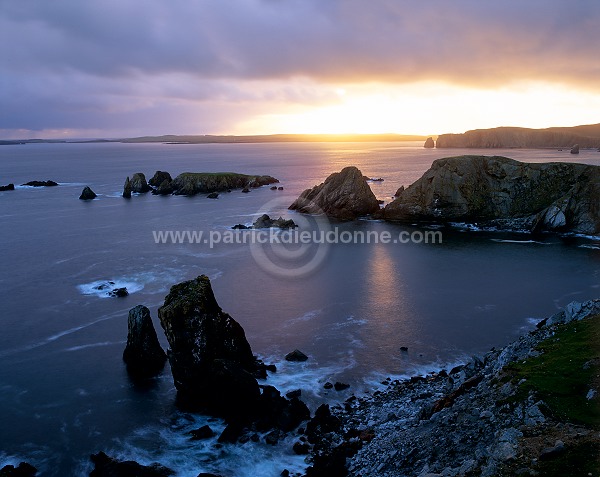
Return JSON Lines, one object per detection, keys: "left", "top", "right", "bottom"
{"left": 504, "top": 315, "right": 600, "bottom": 428}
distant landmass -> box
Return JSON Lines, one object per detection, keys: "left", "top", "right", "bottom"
{"left": 436, "top": 123, "right": 600, "bottom": 149}
{"left": 120, "top": 133, "right": 429, "bottom": 144}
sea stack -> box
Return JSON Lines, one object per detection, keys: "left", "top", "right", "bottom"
{"left": 123, "top": 177, "right": 132, "bottom": 198}
{"left": 130, "top": 173, "right": 151, "bottom": 193}
{"left": 123, "top": 305, "right": 167, "bottom": 378}
{"left": 289, "top": 166, "right": 380, "bottom": 220}
{"left": 79, "top": 186, "right": 97, "bottom": 200}
{"left": 158, "top": 275, "right": 260, "bottom": 414}
{"left": 148, "top": 171, "right": 172, "bottom": 188}
{"left": 424, "top": 137, "right": 435, "bottom": 148}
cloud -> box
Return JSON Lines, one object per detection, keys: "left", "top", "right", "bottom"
{"left": 1, "top": 0, "right": 599, "bottom": 136}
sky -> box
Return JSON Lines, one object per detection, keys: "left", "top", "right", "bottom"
{"left": 1, "top": 0, "right": 600, "bottom": 139}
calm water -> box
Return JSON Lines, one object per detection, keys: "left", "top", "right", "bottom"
{"left": 0, "top": 142, "right": 599, "bottom": 475}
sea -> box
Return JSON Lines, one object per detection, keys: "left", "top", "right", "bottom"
{"left": 0, "top": 141, "right": 599, "bottom": 476}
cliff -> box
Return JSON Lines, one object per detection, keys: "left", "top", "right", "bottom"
{"left": 436, "top": 124, "right": 600, "bottom": 149}
{"left": 381, "top": 155, "right": 600, "bottom": 235}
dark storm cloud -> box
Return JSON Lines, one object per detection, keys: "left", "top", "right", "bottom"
{"left": 3, "top": 0, "right": 599, "bottom": 86}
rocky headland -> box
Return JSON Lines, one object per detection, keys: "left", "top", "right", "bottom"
{"left": 380, "top": 155, "right": 600, "bottom": 235}
{"left": 436, "top": 124, "right": 600, "bottom": 149}
{"left": 289, "top": 166, "right": 380, "bottom": 220}
{"left": 170, "top": 172, "right": 278, "bottom": 196}
{"left": 309, "top": 299, "right": 600, "bottom": 477}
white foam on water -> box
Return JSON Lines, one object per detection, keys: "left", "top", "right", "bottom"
{"left": 104, "top": 413, "right": 306, "bottom": 477}
{"left": 579, "top": 244, "right": 600, "bottom": 250}
{"left": 63, "top": 341, "right": 122, "bottom": 352}
{"left": 331, "top": 314, "right": 368, "bottom": 329}
{"left": 491, "top": 239, "right": 548, "bottom": 245}
{"left": 77, "top": 279, "right": 144, "bottom": 298}
{"left": 284, "top": 309, "right": 322, "bottom": 326}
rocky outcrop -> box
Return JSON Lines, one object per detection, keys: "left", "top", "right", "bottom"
{"left": 79, "top": 186, "right": 97, "bottom": 200}
{"left": 158, "top": 275, "right": 260, "bottom": 414}
{"left": 381, "top": 155, "right": 600, "bottom": 235}
{"left": 123, "top": 305, "right": 167, "bottom": 378}
{"left": 122, "top": 177, "right": 131, "bottom": 198}
{"left": 130, "top": 173, "right": 151, "bottom": 193}
{"left": 570, "top": 144, "right": 580, "bottom": 154}
{"left": 89, "top": 452, "right": 174, "bottom": 477}
{"left": 155, "top": 180, "right": 173, "bottom": 195}
{"left": 170, "top": 173, "right": 278, "bottom": 196}
{"left": 252, "top": 214, "right": 297, "bottom": 229}
{"left": 0, "top": 183, "right": 15, "bottom": 191}
{"left": 424, "top": 137, "right": 435, "bottom": 148}
{"left": 22, "top": 180, "right": 58, "bottom": 187}
{"left": 0, "top": 463, "right": 37, "bottom": 476}
{"left": 436, "top": 124, "right": 600, "bottom": 149}
{"left": 289, "top": 166, "right": 380, "bottom": 220}
{"left": 148, "top": 171, "right": 172, "bottom": 187}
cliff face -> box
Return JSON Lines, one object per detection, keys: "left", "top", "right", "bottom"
{"left": 381, "top": 155, "right": 600, "bottom": 235}
{"left": 436, "top": 125, "right": 600, "bottom": 149}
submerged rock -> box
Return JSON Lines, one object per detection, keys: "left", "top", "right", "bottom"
{"left": 79, "top": 186, "right": 97, "bottom": 200}
{"left": 122, "top": 177, "right": 132, "bottom": 199}
{"left": 130, "top": 173, "right": 151, "bottom": 193}
{"left": 22, "top": 180, "right": 58, "bottom": 187}
{"left": 207, "top": 192, "right": 219, "bottom": 199}
{"left": 123, "top": 305, "right": 167, "bottom": 378}
{"left": 381, "top": 155, "right": 600, "bottom": 235}
{"left": 109, "top": 287, "right": 128, "bottom": 297}
{"left": 289, "top": 166, "right": 380, "bottom": 220}
{"left": 0, "top": 183, "right": 15, "bottom": 191}
{"left": 158, "top": 275, "right": 260, "bottom": 414}
{"left": 89, "top": 452, "right": 174, "bottom": 477}
{"left": 424, "top": 137, "right": 435, "bottom": 148}
{"left": 148, "top": 171, "right": 172, "bottom": 187}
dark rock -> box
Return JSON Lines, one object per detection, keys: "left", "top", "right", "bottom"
{"left": 158, "top": 275, "right": 260, "bottom": 416}
{"left": 570, "top": 144, "right": 580, "bottom": 154}
{"left": 539, "top": 440, "right": 565, "bottom": 460}
{"left": 123, "top": 177, "right": 131, "bottom": 199}
{"left": 232, "top": 224, "right": 249, "bottom": 230}
{"left": 323, "top": 382, "right": 333, "bottom": 389}
{"left": 89, "top": 452, "right": 174, "bottom": 477}
{"left": 22, "top": 180, "right": 58, "bottom": 187}
{"left": 286, "top": 389, "right": 302, "bottom": 399}
{"left": 130, "top": 173, "right": 151, "bottom": 193}
{"left": 424, "top": 137, "right": 435, "bottom": 148}
{"left": 0, "top": 184, "right": 15, "bottom": 191}
{"left": 369, "top": 177, "right": 384, "bottom": 182}
{"left": 334, "top": 382, "right": 350, "bottom": 391}
{"left": 197, "top": 474, "right": 224, "bottom": 477}
{"left": 381, "top": 155, "right": 600, "bottom": 235}
{"left": 155, "top": 179, "right": 173, "bottom": 195}
{"left": 289, "top": 166, "right": 380, "bottom": 220}
{"left": 305, "top": 404, "right": 342, "bottom": 443}
{"left": 281, "top": 470, "right": 290, "bottom": 477}
{"left": 217, "top": 421, "right": 245, "bottom": 444}
{"left": 242, "top": 187, "right": 251, "bottom": 193}
{"left": 265, "top": 429, "right": 281, "bottom": 445}
{"left": 253, "top": 214, "right": 297, "bottom": 229}
{"left": 400, "top": 346, "right": 409, "bottom": 352}
{"left": 256, "top": 385, "right": 310, "bottom": 432}
{"left": 109, "top": 287, "right": 128, "bottom": 297}
{"left": 394, "top": 186, "right": 405, "bottom": 197}
{"left": 123, "top": 305, "right": 167, "bottom": 378}
{"left": 285, "top": 349, "right": 308, "bottom": 362}
{"left": 0, "top": 462, "right": 37, "bottom": 476}
{"left": 270, "top": 186, "right": 278, "bottom": 190}
{"left": 278, "top": 187, "right": 284, "bottom": 190}
{"left": 188, "top": 424, "right": 215, "bottom": 440}
{"left": 170, "top": 172, "right": 278, "bottom": 196}
{"left": 207, "top": 192, "right": 219, "bottom": 199}
{"left": 149, "top": 171, "right": 172, "bottom": 187}
{"left": 79, "top": 186, "right": 97, "bottom": 200}
{"left": 293, "top": 441, "right": 310, "bottom": 455}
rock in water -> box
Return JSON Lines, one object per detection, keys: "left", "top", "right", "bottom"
{"left": 89, "top": 452, "right": 174, "bottom": 477}
{"left": 570, "top": 143, "right": 580, "bottom": 154}
{"left": 123, "top": 305, "right": 167, "bottom": 378}
{"left": 381, "top": 155, "right": 600, "bottom": 235}
{"left": 170, "top": 172, "right": 278, "bottom": 196}
{"left": 253, "top": 214, "right": 297, "bottom": 229}
{"left": 123, "top": 176, "right": 132, "bottom": 199}
{"left": 0, "top": 462, "right": 37, "bottom": 476}
{"left": 285, "top": 349, "right": 308, "bottom": 362}
{"left": 0, "top": 183, "right": 15, "bottom": 191}
{"left": 130, "top": 173, "right": 151, "bottom": 193}
{"left": 158, "top": 275, "right": 260, "bottom": 414}
{"left": 79, "top": 186, "right": 97, "bottom": 200}
{"left": 155, "top": 179, "right": 173, "bottom": 195}
{"left": 289, "top": 166, "right": 380, "bottom": 220}
{"left": 22, "top": 180, "right": 58, "bottom": 187}
{"left": 149, "top": 171, "right": 172, "bottom": 187}
{"left": 424, "top": 137, "right": 435, "bottom": 148}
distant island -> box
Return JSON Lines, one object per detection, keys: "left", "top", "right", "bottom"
{"left": 436, "top": 123, "right": 600, "bottom": 149}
